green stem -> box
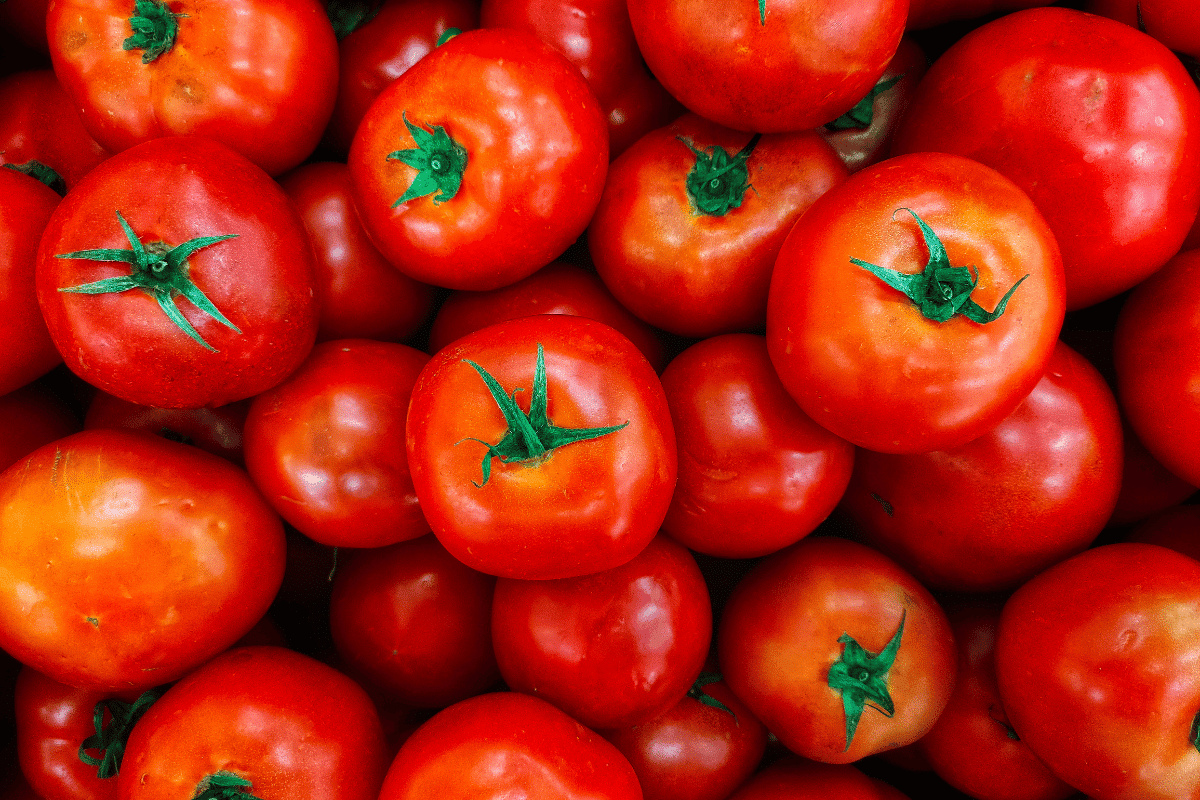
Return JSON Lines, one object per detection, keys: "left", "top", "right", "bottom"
{"left": 3, "top": 160, "right": 66, "bottom": 195}
{"left": 678, "top": 133, "right": 760, "bottom": 217}
{"left": 123, "top": 0, "right": 184, "bottom": 63}
{"left": 192, "top": 772, "right": 263, "bottom": 800}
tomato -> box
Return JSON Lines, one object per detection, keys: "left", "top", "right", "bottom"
{"left": 117, "top": 645, "right": 390, "bottom": 798}
{"left": 491, "top": 534, "right": 710, "bottom": 730}
{"left": 717, "top": 536, "right": 956, "bottom": 764}
{"left": 406, "top": 314, "right": 676, "bottom": 580}
{"left": 47, "top": 0, "right": 339, "bottom": 175}
{"left": 349, "top": 27, "right": 608, "bottom": 291}
{"left": 838, "top": 339, "right": 1123, "bottom": 593}
{"left": 724, "top": 757, "right": 911, "bottom": 800}
{"left": 328, "top": 534, "right": 500, "bottom": 709}
{"left": 904, "top": 0, "right": 1047, "bottom": 29}
{"left": 278, "top": 161, "right": 436, "bottom": 344}
{"left": 377, "top": 691, "right": 643, "bottom": 800}
{"left": 588, "top": 113, "right": 848, "bottom": 338}
{"left": 1125, "top": 504, "right": 1200, "bottom": 562}
{"left": 1086, "top": 0, "right": 1200, "bottom": 60}
{"left": 1108, "top": 419, "right": 1196, "bottom": 527}
{"left": 891, "top": 7, "right": 1200, "bottom": 311}
{"left": 0, "top": 429, "right": 285, "bottom": 691}
{"left": 0, "top": 383, "right": 80, "bottom": 473}
{"left": 36, "top": 136, "right": 319, "bottom": 409}
{"left": 995, "top": 543, "right": 1200, "bottom": 799}
{"left": 659, "top": 333, "right": 855, "bottom": 559}
{"left": 627, "top": 0, "right": 908, "bottom": 134}
{"left": 766, "top": 151, "right": 1065, "bottom": 454}
{"left": 83, "top": 390, "right": 250, "bottom": 465}
{"left": 244, "top": 339, "right": 431, "bottom": 548}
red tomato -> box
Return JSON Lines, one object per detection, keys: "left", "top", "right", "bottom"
{"left": 659, "top": 334, "right": 855, "bottom": 559}
{"left": 891, "top": 7, "right": 1200, "bottom": 310}
{"left": 349, "top": 27, "right": 608, "bottom": 291}
{"left": 279, "top": 161, "right": 436, "bottom": 344}
{"left": 83, "top": 390, "right": 250, "bottom": 465}
{"left": 904, "top": 0, "right": 1048, "bottom": 29}
{"left": 406, "top": 314, "right": 676, "bottom": 579}
{"left": 0, "top": 0, "right": 50, "bottom": 52}
{"left": 588, "top": 113, "right": 848, "bottom": 338}
{"left": 491, "top": 534, "right": 711, "bottom": 730}
{"left": 328, "top": 534, "right": 500, "bottom": 709}
{"left": 0, "top": 383, "right": 80, "bottom": 473}
{"left": 718, "top": 536, "right": 956, "bottom": 764}
{"left": 995, "top": 543, "right": 1200, "bottom": 799}
{"left": 0, "top": 429, "right": 286, "bottom": 691}
{"left": 36, "top": 136, "right": 319, "bottom": 409}
{"left": 725, "top": 757, "right": 911, "bottom": 800}
{"left": 377, "top": 692, "right": 643, "bottom": 800}
{"left": 117, "top": 646, "right": 391, "bottom": 798}
{"left": 47, "top": 0, "right": 339, "bottom": 175}
{"left": 767, "top": 152, "right": 1065, "bottom": 454}
{"left": 1086, "top": 0, "right": 1200, "bottom": 59}
{"left": 1125, "top": 504, "right": 1200, "bottom": 562}
{"left": 244, "top": 339, "right": 431, "bottom": 548}
{"left": 1108, "top": 419, "right": 1196, "bottom": 527}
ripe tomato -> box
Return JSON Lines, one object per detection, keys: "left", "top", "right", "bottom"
{"left": 83, "top": 390, "right": 250, "bottom": 465}
{"left": 1125, "top": 504, "right": 1200, "bottom": 561}
{"left": 1086, "top": 0, "right": 1200, "bottom": 59}
{"left": 0, "top": 430, "right": 285, "bottom": 691}
{"left": 406, "top": 314, "right": 676, "bottom": 580}
{"left": 724, "top": 757, "right": 910, "bottom": 800}
{"left": 47, "top": 0, "right": 339, "bottom": 175}
{"left": 766, "top": 152, "right": 1065, "bottom": 454}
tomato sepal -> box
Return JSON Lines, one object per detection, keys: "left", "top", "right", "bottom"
{"left": 827, "top": 609, "right": 905, "bottom": 752}
{"left": 123, "top": 0, "right": 184, "bottom": 63}
{"left": 678, "top": 133, "right": 760, "bottom": 217}
{"left": 193, "top": 771, "right": 263, "bottom": 800}
{"left": 388, "top": 112, "right": 468, "bottom": 207}
{"left": 78, "top": 685, "right": 164, "bottom": 779}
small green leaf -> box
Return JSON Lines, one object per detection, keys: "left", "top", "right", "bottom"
{"left": 388, "top": 112, "right": 468, "bottom": 207}
{"left": 437, "top": 27, "right": 461, "bottom": 46}
{"left": 687, "top": 673, "right": 737, "bottom": 721}
{"left": 824, "top": 74, "right": 904, "bottom": 131}
{"left": 3, "top": 160, "right": 67, "bottom": 195}
{"left": 758, "top": 0, "right": 766, "bottom": 25}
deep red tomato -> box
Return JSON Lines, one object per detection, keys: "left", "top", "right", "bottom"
{"left": 1107, "top": 419, "right": 1195, "bottom": 527}
{"left": 659, "top": 333, "right": 855, "bottom": 559}
{"left": 838, "top": 339, "right": 1123, "bottom": 593}
{"left": 995, "top": 543, "right": 1200, "bottom": 799}
{"left": 724, "top": 757, "right": 911, "bottom": 800}
{"left": 904, "top": 0, "right": 1047, "bottom": 29}
{"left": 718, "top": 536, "right": 956, "bottom": 764}
{"left": 328, "top": 533, "right": 500, "bottom": 709}
{"left": 406, "top": 314, "right": 676, "bottom": 580}
{"left": 47, "top": 0, "right": 339, "bottom": 175}
{"left": 1125, "top": 504, "right": 1200, "bottom": 562}
{"left": 891, "top": 7, "right": 1200, "bottom": 310}
{"left": 349, "top": 27, "right": 608, "bottom": 291}
{"left": 83, "top": 390, "right": 250, "bottom": 465}
{"left": 0, "top": 383, "right": 79, "bottom": 473}
{"left": 117, "top": 645, "right": 391, "bottom": 799}
{"left": 588, "top": 113, "right": 848, "bottom": 338}
{"left": 36, "top": 136, "right": 319, "bottom": 409}
{"left": 491, "top": 533, "right": 711, "bottom": 730}
{"left": 279, "top": 161, "right": 436, "bottom": 344}
{"left": 244, "top": 339, "right": 431, "bottom": 548}
{"left": 766, "top": 152, "right": 1065, "bottom": 454}
{"left": 1086, "top": 0, "right": 1200, "bottom": 59}
{"left": 0, "top": 429, "right": 286, "bottom": 691}
{"left": 377, "top": 691, "right": 643, "bottom": 800}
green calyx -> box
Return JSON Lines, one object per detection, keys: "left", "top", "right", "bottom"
{"left": 388, "top": 112, "right": 468, "bottom": 207}
{"left": 826, "top": 610, "right": 905, "bottom": 752}
{"left": 459, "top": 343, "right": 629, "bottom": 487}
{"left": 436, "top": 27, "right": 461, "bottom": 46}
{"left": 55, "top": 209, "right": 242, "bottom": 352}
{"left": 124, "top": 0, "right": 184, "bottom": 63}
{"left": 324, "top": 0, "right": 382, "bottom": 40}
{"left": 678, "top": 133, "right": 760, "bottom": 217}
{"left": 193, "top": 772, "right": 263, "bottom": 800}
{"left": 78, "top": 687, "right": 163, "bottom": 779}
{"left": 824, "top": 74, "right": 903, "bottom": 131}
{"left": 4, "top": 160, "right": 66, "bottom": 196}
{"left": 687, "top": 672, "right": 737, "bottom": 721}
{"left": 1191, "top": 707, "right": 1200, "bottom": 753}
{"left": 851, "top": 208, "right": 1029, "bottom": 324}
{"left": 758, "top": 0, "right": 766, "bottom": 25}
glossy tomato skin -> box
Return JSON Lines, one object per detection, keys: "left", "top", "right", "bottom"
{"left": 659, "top": 334, "right": 855, "bottom": 559}
{"left": 406, "top": 314, "right": 676, "bottom": 580}
{"left": 995, "top": 544, "right": 1200, "bottom": 799}
{"left": 118, "top": 646, "right": 390, "bottom": 799}
{"left": 717, "top": 536, "right": 956, "bottom": 764}
{"left": 47, "top": 0, "right": 338, "bottom": 175}
{"left": 349, "top": 27, "right": 608, "bottom": 291}
{"left": 378, "top": 691, "right": 643, "bottom": 800}
{"left": 891, "top": 7, "right": 1200, "bottom": 311}
{"left": 0, "top": 429, "right": 286, "bottom": 691}
{"left": 766, "top": 152, "right": 1065, "bottom": 454}
{"left": 628, "top": 0, "right": 907, "bottom": 133}
{"left": 588, "top": 114, "right": 849, "bottom": 338}
{"left": 1086, "top": 0, "right": 1200, "bottom": 60}
{"left": 36, "top": 136, "right": 319, "bottom": 409}
{"left": 838, "top": 339, "right": 1123, "bottom": 593}
{"left": 491, "top": 534, "right": 710, "bottom": 730}
{"left": 244, "top": 339, "right": 431, "bottom": 548}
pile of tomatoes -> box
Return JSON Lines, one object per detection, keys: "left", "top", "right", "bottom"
{"left": 2, "top": 0, "right": 1200, "bottom": 797}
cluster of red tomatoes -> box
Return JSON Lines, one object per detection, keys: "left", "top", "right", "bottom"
{"left": 1, "top": 0, "right": 1200, "bottom": 797}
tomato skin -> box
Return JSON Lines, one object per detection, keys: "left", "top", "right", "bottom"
{"left": 378, "top": 691, "right": 643, "bottom": 800}
{"left": 349, "top": 27, "right": 608, "bottom": 291}
{"left": 724, "top": 757, "right": 910, "bottom": 800}
{"left": 84, "top": 391, "right": 250, "bottom": 465}
{"left": 117, "top": 645, "right": 391, "bottom": 799}
{"left": 588, "top": 114, "right": 848, "bottom": 338}
{"left": 491, "top": 534, "right": 711, "bottom": 730}
{"left": 0, "top": 429, "right": 286, "bottom": 691}
{"left": 717, "top": 536, "right": 956, "bottom": 764}
{"left": 0, "top": 383, "right": 80, "bottom": 474}
{"left": 766, "top": 151, "right": 1065, "bottom": 454}
{"left": 1086, "top": 0, "right": 1200, "bottom": 60}
{"left": 995, "top": 543, "right": 1200, "bottom": 799}
{"left": 36, "top": 136, "right": 319, "bottom": 410}
{"left": 244, "top": 339, "right": 431, "bottom": 548}
{"left": 659, "top": 334, "right": 855, "bottom": 559}
{"left": 47, "top": 0, "right": 339, "bottom": 176}
{"left": 891, "top": 7, "right": 1200, "bottom": 311}
{"left": 406, "top": 314, "right": 676, "bottom": 580}
{"left": 904, "top": 0, "right": 1047, "bottom": 29}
